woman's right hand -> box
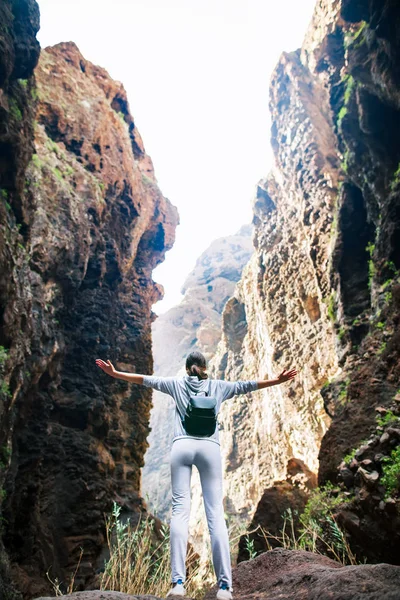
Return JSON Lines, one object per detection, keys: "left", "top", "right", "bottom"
{"left": 95, "top": 358, "right": 116, "bottom": 377}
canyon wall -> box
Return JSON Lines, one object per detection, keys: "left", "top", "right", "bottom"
{"left": 220, "top": 0, "right": 400, "bottom": 564}
{"left": 0, "top": 24, "right": 178, "bottom": 599}
{"left": 142, "top": 226, "right": 253, "bottom": 520}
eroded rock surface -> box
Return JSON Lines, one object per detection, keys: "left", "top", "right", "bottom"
{"left": 210, "top": 0, "right": 400, "bottom": 564}
{"left": 1, "top": 40, "right": 178, "bottom": 598}
{"left": 204, "top": 548, "right": 400, "bottom": 600}
{"left": 237, "top": 459, "right": 317, "bottom": 563}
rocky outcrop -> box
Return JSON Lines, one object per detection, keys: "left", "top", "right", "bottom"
{"left": 204, "top": 548, "right": 400, "bottom": 600}
{"left": 332, "top": 397, "right": 400, "bottom": 564}
{"left": 1, "top": 3, "right": 41, "bottom": 599}
{"left": 31, "top": 548, "right": 400, "bottom": 600}
{"left": 210, "top": 0, "right": 400, "bottom": 564}
{"left": 141, "top": 1, "right": 400, "bottom": 568}
{"left": 0, "top": 39, "right": 178, "bottom": 599}
{"left": 237, "top": 459, "right": 317, "bottom": 563}
{"left": 311, "top": 0, "right": 400, "bottom": 487}
{"left": 142, "top": 226, "right": 253, "bottom": 520}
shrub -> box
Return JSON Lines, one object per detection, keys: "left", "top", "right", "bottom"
{"left": 376, "top": 411, "right": 400, "bottom": 428}
{"left": 9, "top": 98, "right": 22, "bottom": 122}
{"left": 258, "top": 491, "right": 357, "bottom": 565}
{"left": 0, "top": 347, "right": 8, "bottom": 367}
{"left": 381, "top": 447, "right": 400, "bottom": 498}
{"left": 390, "top": 163, "right": 400, "bottom": 192}
{"left": 100, "top": 503, "right": 213, "bottom": 599}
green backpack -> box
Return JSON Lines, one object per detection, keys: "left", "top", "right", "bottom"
{"left": 182, "top": 380, "right": 218, "bottom": 437}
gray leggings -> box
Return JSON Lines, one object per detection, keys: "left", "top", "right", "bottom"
{"left": 170, "top": 437, "right": 232, "bottom": 588}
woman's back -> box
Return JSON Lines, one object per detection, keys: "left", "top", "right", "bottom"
{"left": 142, "top": 374, "right": 258, "bottom": 445}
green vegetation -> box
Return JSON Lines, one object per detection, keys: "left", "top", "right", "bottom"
{"left": 385, "top": 290, "right": 393, "bottom": 304}
{"left": 64, "top": 165, "right": 74, "bottom": 177}
{"left": 366, "top": 241, "right": 375, "bottom": 256}
{"left": 343, "top": 76, "right": 355, "bottom": 104}
{"left": 337, "top": 106, "right": 347, "bottom": 128}
{"left": 52, "top": 167, "right": 63, "bottom": 181}
{"left": 31, "top": 153, "right": 44, "bottom": 169}
{"left": 376, "top": 321, "right": 385, "bottom": 329}
{"left": 390, "top": 162, "right": 400, "bottom": 192}
{"left": 296, "top": 484, "right": 356, "bottom": 564}
{"left": 337, "top": 75, "right": 356, "bottom": 133}
{"left": 9, "top": 98, "right": 22, "bottom": 122}
{"left": 366, "top": 242, "right": 375, "bottom": 289}
{"left": 244, "top": 535, "right": 257, "bottom": 560}
{"left": 376, "top": 410, "right": 399, "bottom": 428}
{"left": 344, "top": 21, "right": 367, "bottom": 49}
{"left": 117, "top": 111, "right": 126, "bottom": 125}
{"left": 338, "top": 327, "right": 346, "bottom": 340}
{"left": 327, "top": 293, "right": 336, "bottom": 322}
{"left": 0, "top": 346, "right": 8, "bottom": 367}
{"left": 31, "top": 87, "right": 39, "bottom": 101}
{"left": 100, "top": 503, "right": 213, "bottom": 599}
{"left": 343, "top": 448, "right": 358, "bottom": 466}
{"left": 341, "top": 148, "right": 351, "bottom": 173}
{"left": 381, "top": 446, "right": 400, "bottom": 499}
{"left": 0, "top": 380, "right": 11, "bottom": 399}
{"left": 18, "top": 79, "right": 28, "bottom": 88}
{"left": 352, "top": 317, "right": 360, "bottom": 326}
{"left": 338, "top": 379, "right": 350, "bottom": 404}
{"left": 46, "top": 138, "right": 60, "bottom": 154}
{"left": 385, "top": 260, "right": 398, "bottom": 275}
{"left": 377, "top": 341, "right": 387, "bottom": 355}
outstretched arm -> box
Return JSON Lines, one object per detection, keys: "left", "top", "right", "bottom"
{"left": 257, "top": 368, "right": 297, "bottom": 390}
{"left": 95, "top": 359, "right": 144, "bottom": 385}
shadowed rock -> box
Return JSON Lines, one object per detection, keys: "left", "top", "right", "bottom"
{"left": 204, "top": 549, "right": 400, "bottom": 600}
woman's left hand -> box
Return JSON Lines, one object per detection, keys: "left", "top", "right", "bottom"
{"left": 277, "top": 368, "right": 298, "bottom": 383}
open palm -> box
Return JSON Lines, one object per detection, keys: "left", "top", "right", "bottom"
{"left": 95, "top": 358, "right": 116, "bottom": 377}
{"left": 277, "top": 368, "right": 297, "bottom": 382}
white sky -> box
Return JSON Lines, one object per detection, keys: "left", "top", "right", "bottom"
{"left": 36, "top": 0, "right": 316, "bottom": 314}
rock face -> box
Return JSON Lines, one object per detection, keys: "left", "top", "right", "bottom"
{"left": 0, "top": 38, "right": 178, "bottom": 599}
{"left": 237, "top": 459, "right": 317, "bottom": 563}
{"left": 142, "top": 226, "right": 253, "bottom": 520}
{"left": 204, "top": 548, "right": 400, "bottom": 600}
{"left": 0, "top": 3, "right": 41, "bottom": 599}
{"left": 31, "top": 549, "right": 400, "bottom": 600}
{"left": 209, "top": 0, "right": 400, "bottom": 564}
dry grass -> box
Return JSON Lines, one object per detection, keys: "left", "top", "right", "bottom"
{"left": 46, "top": 548, "right": 83, "bottom": 596}
{"left": 100, "top": 503, "right": 215, "bottom": 599}
{"left": 253, "top": 508, "right": 359, "bottom": 566}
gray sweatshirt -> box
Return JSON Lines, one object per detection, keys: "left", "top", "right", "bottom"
{"left": 142, "top": 374, "right": 258, "bottom": 445}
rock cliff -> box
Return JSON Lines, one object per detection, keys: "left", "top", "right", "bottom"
{"left": 0, "top": 31, "right": 178, "bottom": 599}
{"left": 218, "top": 0, "right": 400, "bottom": 564}
{"left": 142, "top": 226, "right": 253, "bottom": 520}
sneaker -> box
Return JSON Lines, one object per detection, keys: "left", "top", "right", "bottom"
{"left": 166, "top": 580, "right": 186, "bottom": 597}
{"left": 216, "top": 585, "right": 233, "bottom": 600}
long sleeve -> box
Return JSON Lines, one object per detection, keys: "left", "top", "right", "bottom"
{"left": 142, "top": 375, "right": 177, "bottom": 396}
{"left": 219, "top": 380, "right": 258, "bottom": 402}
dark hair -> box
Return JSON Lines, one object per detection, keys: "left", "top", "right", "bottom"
{"left": 185, "top": 351, "right": 208, "bottom": 380}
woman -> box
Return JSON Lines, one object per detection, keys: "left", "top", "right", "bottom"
{"left": 95, "top": 351, "right": 297, "bottom": 599}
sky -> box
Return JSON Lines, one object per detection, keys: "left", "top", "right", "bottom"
{"left": 36, "top": 0, "right": 316, "bottom": 314}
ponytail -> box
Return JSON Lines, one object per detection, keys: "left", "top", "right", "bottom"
{"left": 186, "top": 351, "right": 208, "bottom": 380}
